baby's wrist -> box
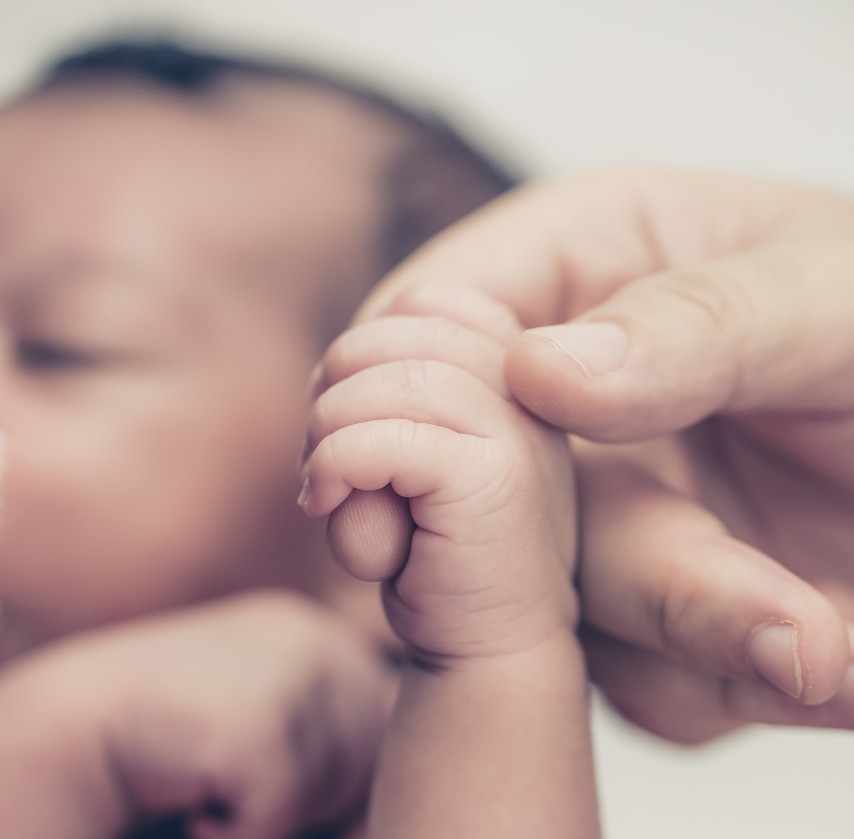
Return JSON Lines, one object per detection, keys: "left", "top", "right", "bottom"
{"left": 386, "top": 577, "right": 581, "bottom": 674}
{"left": 400, "top": 625, "right": 582, "bottom": 678}
{"left": 393, "top": 631, "right": 590, "bottom": 738}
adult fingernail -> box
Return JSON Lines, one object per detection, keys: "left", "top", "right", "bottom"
{"left": 524, "top": 322, "right": 630, "bottom": 376}
{"left": 745, "top": 622, "right": 804, "bottom": 700}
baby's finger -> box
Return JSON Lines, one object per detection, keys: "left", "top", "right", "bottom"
{"left": 584, "top": 629, "right": 854, "bottom": 742}
{"left": 300, "top": 419, "right": 497, "bottom": 579}
{"left": 319, "top": 315, "right": 509, "bottom": 398}
{"left": 360, "top": 283, "right": 523, "bottom": 346}
{"left": 578, "top": 456, "right": 849, "bottom": 705}
{"left": 327, "top": 487, "right": 414, "bottom": 591}
{"left": 307, "top": 359, "right": 510, "bottom": 456}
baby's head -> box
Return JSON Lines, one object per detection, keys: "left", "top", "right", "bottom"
{"left": 0, "top": 38, "right": 516, "bottom": 658}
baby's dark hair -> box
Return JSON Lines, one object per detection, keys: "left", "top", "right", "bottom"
{"left": 29, "top": 37, "right": 521, "bottom": 274}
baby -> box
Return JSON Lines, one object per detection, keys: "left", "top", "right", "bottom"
{"left": 0, "top": 36, "right": 515, "bottom": 659}
{"left": 302, "top": 292, "right": 600, "bottom": 835}
{"left": 3, "top": 34, "right": 846, "bottom": 839}
{"left": 0, "top": 37, "right": 531, "bottom": 837}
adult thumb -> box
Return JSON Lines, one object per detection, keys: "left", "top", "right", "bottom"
{"left": 506, "top": 241, "right": 854, "bottom": 440}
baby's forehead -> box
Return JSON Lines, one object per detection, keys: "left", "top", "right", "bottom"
{"left": 0, "top": 83, "right": 403, "bottom": 353}
{"left": 1, "top": 84, "right": 396, "bottom": 261}
{"left": 0, "top": 62, "right": 516, "bottom": 344}
{"left": 1, "top": 80, "right": 406, "bottom": 191}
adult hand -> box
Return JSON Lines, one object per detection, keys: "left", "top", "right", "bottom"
{"left": 0, "top": 591, "right": 391, "bottom": 838}
{"left": 348, "top": 170, "right": 854, "bottom": 741}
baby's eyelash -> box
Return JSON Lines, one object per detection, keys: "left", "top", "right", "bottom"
{"left": 16, "top": 340, "right": 103, "bottom": 372}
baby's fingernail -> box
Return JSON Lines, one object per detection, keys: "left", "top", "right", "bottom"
{"left": 525, "top": 322, "right": 630, "bottom": 376}
{"left": 746, "top": 622, "right": 804, "bottom": 700}
{"left": 297, "top": 477, "right": 311, "bottom": 509}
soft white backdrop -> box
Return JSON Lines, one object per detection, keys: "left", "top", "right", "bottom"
{"left": 2, "top": 1, "right": 854, "bottom": 836}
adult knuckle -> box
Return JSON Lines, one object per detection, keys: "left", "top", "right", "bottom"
{"left": 653, "top": 269, "right": 733, "bottom": 334}
{"left": 651, "top": 267, "right": 759, "bottom": 401}
{"left": 650, "top": 572, "right": 700, "bottom": 662}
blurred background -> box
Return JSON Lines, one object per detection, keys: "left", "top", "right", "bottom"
{"left": 3, "top": 0, "right": 854, "bottom": 836}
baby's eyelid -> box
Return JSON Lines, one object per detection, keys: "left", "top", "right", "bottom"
{"left": 16, "top": 339, "right": 109, "bottom": 372}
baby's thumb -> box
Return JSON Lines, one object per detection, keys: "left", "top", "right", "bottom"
{"left": 506, "top": 244, "right": 854, "bottom": 440}
{"left": 327, "top": 486, "right": 414, "bottom": 583}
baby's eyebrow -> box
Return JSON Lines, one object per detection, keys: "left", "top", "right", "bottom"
{"left": 39, "top": 250, "right": 168, "bottom": 285}
{"left": 11, "top": 253, "right": 191, "bottom": 307}
{"left": 6, "top": 254, "right": 204, "bottom": 337}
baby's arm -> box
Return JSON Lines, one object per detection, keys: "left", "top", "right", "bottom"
{"left": 303, "top": 312, "right": 601, "bottom": 838}
{"left": 0, "top": 591, "right": 390, "bottom": 839}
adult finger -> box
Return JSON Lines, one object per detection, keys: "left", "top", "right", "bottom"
{"left": 357, "top": 171, "right": 797, "bottom": 331}
{"left": 576, "top": 454, "right": 850, "bottom": 704}
{"left": 584, "top": 629, "right": 854, "bottom": 744}
{"left": 355, "top": 169, "right": 854, "bottom": 439}
{"left": 508, "top": 238, "right": 854, "bottom": 440}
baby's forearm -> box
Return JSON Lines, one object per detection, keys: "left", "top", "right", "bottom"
{"left": 367, "top": 633, "right": 601, "bottom": 838}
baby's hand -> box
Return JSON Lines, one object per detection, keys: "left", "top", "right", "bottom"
{"left": 0, "top": 591, "right": 390, "bottom": 839}
{"left": 302, "top": 306, "right": 578, "bottom": 664}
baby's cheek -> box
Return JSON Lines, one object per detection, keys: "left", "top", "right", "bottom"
{"left": 0, "top": 434, "right": 114, "bottom": 646}
{"left": 0, "top": 353, "right": 310, "bottom": 655}
{"left": 0, "top": 425, "right": 226, "bottom": 645}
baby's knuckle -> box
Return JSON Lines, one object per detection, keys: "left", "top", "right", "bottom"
{"left": 309, "top": 393, "right": 335, "bottom": 440}
{"left": 387, "top": 357, "right": 437, "bottom": 398}
{"left": 388, "top": 417, "right": 420, "bottom": 452}
{"left": 425, "top": 314, "right": 463, "bottom": 346}
{"left": 322, "top": 330, "right": 358, "bottom": 383}
{"left": 316, "top": 431, "right": 347, "bottom": 474}
{"left": 391, "top": 283, "right": 444, "bottom": 317}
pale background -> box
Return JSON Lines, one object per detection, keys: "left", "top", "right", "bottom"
{"left": 2, "top": 0, "right": 854, "bottom": 836}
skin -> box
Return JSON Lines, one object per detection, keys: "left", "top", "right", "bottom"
{"left": 15, "top": 79, "right": 851, "bottom": 832}
{"left": 0, "top": 80, "right": 415, "bottom": 836}
{"left": 0, "top": 84, "right": 602, "bottom": 832}
{"left": 0, "top": 591, "right": 391, "bottom": 839}
{"left": 0, "top": 81, "right": 408, "bottom": 656}
{"left": 352, "top": 169, "right": 854, "bottom": 741}
{"left": 303, "top": 296, "right": 600, "bottom": 837}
